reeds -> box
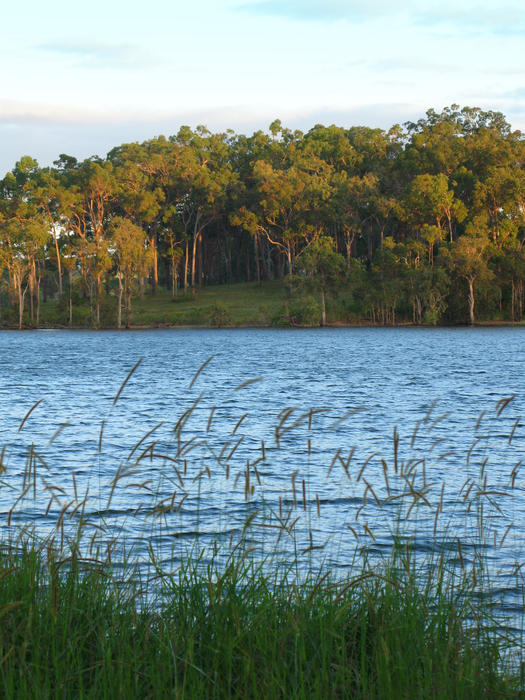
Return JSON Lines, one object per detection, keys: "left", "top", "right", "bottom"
{"left": 0, "top": 359, "right": 523, "bottom": 697}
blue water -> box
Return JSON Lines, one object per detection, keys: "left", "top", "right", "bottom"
{"left": 0, "top": 328, "right": 524, "bottom": 620}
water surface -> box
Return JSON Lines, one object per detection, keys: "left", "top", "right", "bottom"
{"left": 1, "top": 328, "right": 524, "bottom": 618}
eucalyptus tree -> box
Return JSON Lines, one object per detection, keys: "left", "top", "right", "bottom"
{"left": 496, "top": 238, "right": 525, "bottom": 320}
{"left": 295, "top": 235, "right": 346, "bottom": 326}
{"left": 0, "top": 157, "right": 49, "bottom": 327}
{"left": 55, "top": 158, "right": 116, "bottom": 326}
{"left": 109, "top": 217, "right": 152, "bottom": 328}
{"left": 62, "top": 159, "right": 118, "bottom": 325}
{"left": 342, "top": 125, "right": 402, "bottom": 260}
{"left": 24, "top": 167, "right": 67, "bottom": 297}
{"left": 168, "top": 126, "right": 238, "bottom": 288}
{"left": 366, "top": 237, "right": 410, "bottom": 325}
{"left": 329, "top": 171, "right": 383, "bottom": 263}
{"left": 403, "top": 106, "right": 466, "bottom": 178}
{"left": 443, "top": 228, "right": 493, "bottom": 324}
{"left": 472, "top": 166, "right": 525, "bottom": 247}
{"left": 108, "top": 141, "right": 166, "bottom": 293}
{"left": 228, "top": 129, "right": 280, "bottom": 282}
{"left": 404, "top": 174, "right": 467, "bottom": 266}
{"left": 244, "top": 129, "right": 333, "bottom": 278}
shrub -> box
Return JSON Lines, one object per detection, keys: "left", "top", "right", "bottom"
{"left": 288, "top": 295, "right": 322, "bottom": 326}
{"left": 208, "top": 302, "right": 233, "bottom": 327}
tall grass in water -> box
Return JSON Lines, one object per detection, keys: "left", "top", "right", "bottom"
{"left": 0, "top": 359, "right": 523, "bottom": 697}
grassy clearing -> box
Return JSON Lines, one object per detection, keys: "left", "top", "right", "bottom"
{"left": 131, "top": 281, "right": 289, "bottom": 327}
{"left": 34, "top": 281, "right": 290, "bottom": 329}
{"left": 0, "top": 363, "right": 524, "bottom": 696}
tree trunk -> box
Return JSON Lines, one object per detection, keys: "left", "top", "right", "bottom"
{"left": 68, "top": 270, "right": 73, "bottom": 328}
{"left": 117, "top": 275, "right": 122, "bottom": 329}
{"left": 198, "top": 232, "right": 204, "bottom": 287}
{"left": 125, "top": 285, "right": 131, "bottom": 329}
{"left": 344, "top": 230, "right": 355, "bottom": 268}
{"left": 36, "top": 274, "right": 41, "bottom": 327}
{"left": 467, "top": 277, "right": 475, "bottom": 325}
{"left": 254, "top": 234, "right": 260, "bottom": 283}
{"left": 191, "top": 212, "right": 203, "bottom": 288}
{"left": 260, "top": 237, "right": 268, "bottom": 280}
{"left": 96, "top": 272, "right": 102, "bottom": 328}
{"left": 150, "top": 234, "right": 158, "bottom": 295}
{"left": 53, "top": 228, "right": 63, "bottom": 296}
{"left": 191, "top": 232, "right": 199, "bottom": 288}
{"left": 225, "top": 232, "right": 232, "bottom": 283}
{"left": 171, "top": 257, "right": 178, "bottom": 298}
{"left": 184, "top": 241, "right": 189, "bottom": 292}
{"left": 245, "top": 236, "right": 251, "bottom": 282}
{"left": 15, "top": 272, "right": 26, "bottom": 330}
{"left": 29, "top": 261, "right": 35, "bottom": 322}
{"left": 320, "top": 287, "right": 326, "bottom": 327}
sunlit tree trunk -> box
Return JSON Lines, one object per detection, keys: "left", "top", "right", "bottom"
{"left": 68, "top": 270, "right": 73, "bottom": 327}
{"left": 149, "top": 233, "right": 158, "bottom": 294}
{"left": 467, "top": 277, "right": 475, "bottom": 325}
{"left": 183, "top": 241, "right": 189, "bottom": 292}
{"left": 254, "top": 233, "right": 260, "bottom": 283}
{"left": 116, "top": 273, "right": 123, "bottom": 329}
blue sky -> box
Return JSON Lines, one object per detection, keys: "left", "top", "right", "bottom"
{"left": 1, "top": 0, "right": 524, "bottom": 173}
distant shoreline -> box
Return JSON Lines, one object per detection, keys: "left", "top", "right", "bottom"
{"left": 3, "top": 320, "right": 524, "bottom": 331}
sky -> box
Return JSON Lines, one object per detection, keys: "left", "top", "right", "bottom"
{"left": 1, "top": 0, "right": 524, "bottom": 174}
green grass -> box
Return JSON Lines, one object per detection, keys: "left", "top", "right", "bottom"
{"left": 132, "top": 281, "right": 288, "bottom": 327}
{"left": 0, "top": 543, "right": 520, "bottom": 699}
{"left": 35, "top": 281, "right": 291, "bottom": 328}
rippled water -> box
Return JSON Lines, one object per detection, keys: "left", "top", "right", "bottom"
{"left": 1, "top": 328, "right": 524, "bottom": 618}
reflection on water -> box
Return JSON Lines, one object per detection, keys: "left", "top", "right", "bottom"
{"left": 0, "top": 327, "right": 524, "bottom": 621}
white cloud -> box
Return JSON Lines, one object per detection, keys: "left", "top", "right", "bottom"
{"left": 238, "top": 0, "right": 525, "bottom": 34}
{"left": 0, "top": 99, "right": 426, "bottom": 174}
{"left": 237, "top": 0, "right": 396, "bottom": 22}
{"left": 414, "top": 4, "right": 525, "bottom": 35}
{"left": 36, "top": 41, "right": 156, "bottom": 69}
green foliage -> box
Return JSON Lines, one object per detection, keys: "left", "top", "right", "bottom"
{"left": 0, "top": 544, "right": 517, "bottom": 698}
{"left": 288, "top": 295, "right": 322, "bottom": 326}
{"left": 207, "top": 301, "right": 233, "bottom": 327}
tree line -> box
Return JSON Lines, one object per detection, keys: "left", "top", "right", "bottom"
{"left": 1, "top": 104, "right": 524, "bottom": 328}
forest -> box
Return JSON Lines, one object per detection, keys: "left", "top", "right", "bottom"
{"left": 0, "top": 104, "right": 524, "bottom": 328}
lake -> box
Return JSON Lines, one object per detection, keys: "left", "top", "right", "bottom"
{"left": 1, "top": 327, "right": 524, "bottom": 622}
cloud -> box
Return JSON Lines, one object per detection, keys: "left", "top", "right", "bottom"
{"left": 0, "top": 100, "right": 417, "bottom": 173}
{"left": 238, "top": 0, "right": 525, "bottom": 34}
{"left": 0, "top": 99, "right": 417, "bottom": 135}
{"left": 369, "top": 58, "right": 459, "bottom": 74}
{"left": 0, "top": 101, "right": 118, "bottom": 126}
{"left": 37, "top": 41, "right": 156, "bottom": 69}
{"left": 237, "top": 0, "right": 391, "bottom": 22}
{"left": 0, "top": 101, "right": 179, "bottom": 128}
{"left": 414, "top": 5, "right": 525, "bottom": 35}
{"left": 0, "top": 101, "right": 277, "bottom": 172}
{"left": 500, "top": 87, "right": 525, "bottom": 99}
